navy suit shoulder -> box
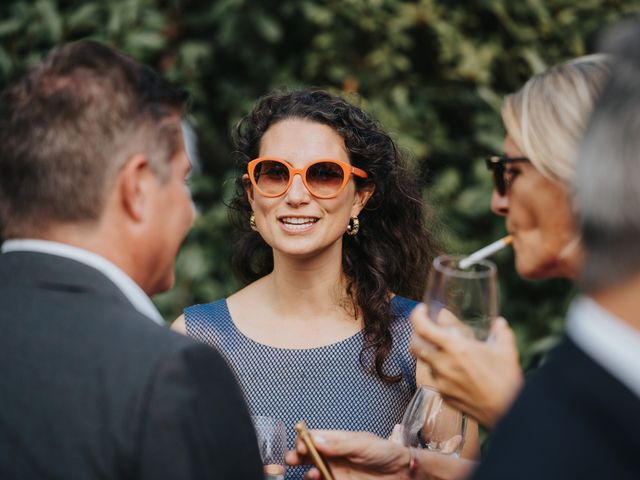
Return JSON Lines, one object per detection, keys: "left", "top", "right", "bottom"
{"left": 136, "top": 337, "right": 263, "bottom": 480}
{"left": 0, "top": 252, "right": 261, "bottom": 480}
{"left": 473, "top": 337, "right": 640, "bottom": 480}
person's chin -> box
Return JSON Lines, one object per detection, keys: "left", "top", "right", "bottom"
{"left": 513, "top": 238, "right": 544, "bottom": 279}
{"left": 514, "top": 256, "right": 541, "bottom": 280}
{"left": 515, "top": 257, "right": 559, "bottom": 280}
{"left": 150, "top": 270, "right": 175, "bottom": 297}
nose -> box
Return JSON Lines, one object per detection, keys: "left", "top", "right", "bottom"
{"left": 285, "top": 173, "right": 311, "bottom": 206}
{"left": 490, "top": 188, "right": 509, "bottom": 217}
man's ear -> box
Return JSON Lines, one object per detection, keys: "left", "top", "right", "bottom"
{"left": 351, "top": 184, "right": 375, "bottom": 217}
{"left": 118, "top": 153, "right": 153, "bottom": 222}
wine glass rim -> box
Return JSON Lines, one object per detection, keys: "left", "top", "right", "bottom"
{"left": 417, "top": 384, "right": 440, "bottom": 393}
{"left": 433, "top": 254, "right": 496, "bottom": 278}
{"left": 251, "top": 415, "right": 286, "bottom": 428}
{"left": 416, "top": 385, "right": 447, "bottom": 403}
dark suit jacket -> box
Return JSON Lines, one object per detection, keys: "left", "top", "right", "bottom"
{"left": 0, "top": 251, "right": 262, "bottom": 479}
{"left": 473, "top": 335, "right": 640, "bottom": 479}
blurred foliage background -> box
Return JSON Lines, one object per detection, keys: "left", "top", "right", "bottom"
{"left": 1, "top": 0, "right": 638, "bottom": 369}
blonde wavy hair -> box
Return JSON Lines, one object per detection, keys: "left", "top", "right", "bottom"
{"left": 501, "top": 54, "right": 612, "bottom": 187}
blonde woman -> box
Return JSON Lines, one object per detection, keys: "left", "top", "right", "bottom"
{"left": 412, "top": 54, "right": 611, "bottom": 428}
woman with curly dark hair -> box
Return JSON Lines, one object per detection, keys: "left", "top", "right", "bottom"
{"left": 173, "top": 88, "right": 476, "bottom": 478}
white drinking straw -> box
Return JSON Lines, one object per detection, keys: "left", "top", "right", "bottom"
{"left": 458, "top": 235, "right": 513, "bottom": 269}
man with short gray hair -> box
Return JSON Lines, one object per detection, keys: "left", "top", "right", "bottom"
{"left": 576, "top": 28, "right": 640, "bottom": 293}
{"left": 472, "top": 19, "right": 640, "bottom": 479}
{"left": 0, "top": 40, "right": 262, "bottom": 479}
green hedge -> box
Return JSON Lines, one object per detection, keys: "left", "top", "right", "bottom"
{"left": 1, "top": 0, "right": 638, "bottom": 366}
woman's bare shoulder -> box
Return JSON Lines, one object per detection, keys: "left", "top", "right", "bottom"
{"left": 171, "top": 314, "right": 187, "bottom": 334}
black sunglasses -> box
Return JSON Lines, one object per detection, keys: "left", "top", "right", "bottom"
{"left": 485, "top": 155, "right": 529, "bottom": 196}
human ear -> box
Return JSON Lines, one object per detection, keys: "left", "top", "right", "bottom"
{"left": 351, "top": 184, "right": 375, "bottom": 217}
{"left": 118, "top": 153, "right": 153, "bottom": 222}
{"left": 242, "top": 173, "right": 255, "bottom": 206}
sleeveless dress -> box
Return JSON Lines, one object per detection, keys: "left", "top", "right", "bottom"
{"left": 184, "top": 295, "right": 418, "bottom": 480}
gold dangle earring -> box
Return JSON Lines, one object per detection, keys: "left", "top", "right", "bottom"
{"left": 346, "top": 216, "right": 360, "bottom": 236}
{"left": 249, "top": 213, "right": 258, "bottom": 232}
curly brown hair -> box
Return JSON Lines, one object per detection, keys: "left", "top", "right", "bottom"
{"left": 230, "top": 88, "right": 440, "bottom": 383}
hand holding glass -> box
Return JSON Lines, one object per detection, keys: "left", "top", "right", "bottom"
{"left": 401, "top": 254, "right": 498, "bottom": 456}
{"left": 401, "top": 385, "right": 467, "bottom": 456}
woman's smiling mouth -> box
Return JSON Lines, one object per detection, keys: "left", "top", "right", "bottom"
{"left": 278, "top": 216, "right": 319, "bottom": 232}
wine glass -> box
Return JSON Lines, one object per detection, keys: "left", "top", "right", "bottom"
{"left": 424, "top": 254, "right": 498, "bottom": 341}
{"left": 252, "top": 416, "right": 287, "bottom": 480}
{"left": 401, "top": 385, "right": 467, "bottom": 456}
{"left": 401, "top": 254, "right": 498, "bottom": 456}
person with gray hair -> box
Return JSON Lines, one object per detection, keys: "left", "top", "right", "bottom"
{"left": 576, "top": 38, "right": 640, "bottom": 293}
{"left": 0, "top": 40, "right": 262, "bottom": 479}
{"left": 471, "top": 19, "right": 640, "bottom": 479}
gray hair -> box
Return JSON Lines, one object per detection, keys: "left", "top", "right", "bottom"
{"left": 0, "top": 40, "right": 188, "bottom": 238}
{"left": 576, "top": 20, "right": 640, "bottom": 291}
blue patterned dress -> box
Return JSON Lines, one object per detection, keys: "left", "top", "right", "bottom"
{"left": 185, "top": 295, "right": 418, "bottom": 479}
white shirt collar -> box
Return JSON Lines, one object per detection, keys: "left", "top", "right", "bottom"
{"left": 567, "top": 295, "right": 640, "bottom": 399}
{"left": 1, "top": 239, "right": 164, "bottom": 326}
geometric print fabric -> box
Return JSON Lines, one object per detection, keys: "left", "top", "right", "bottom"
{"left": 185, "top": 295, "right": 418, "bottom": 480}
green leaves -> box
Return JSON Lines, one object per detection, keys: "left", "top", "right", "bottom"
{"left": 1, "top": 0, "right": 637, "bottom": 355}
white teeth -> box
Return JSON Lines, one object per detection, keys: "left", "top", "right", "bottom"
{"left": 280, "top": 217, "right": 318, "bottom": 231}
{"left": 281, "top": 217, "right": 317, "bottom": 225}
